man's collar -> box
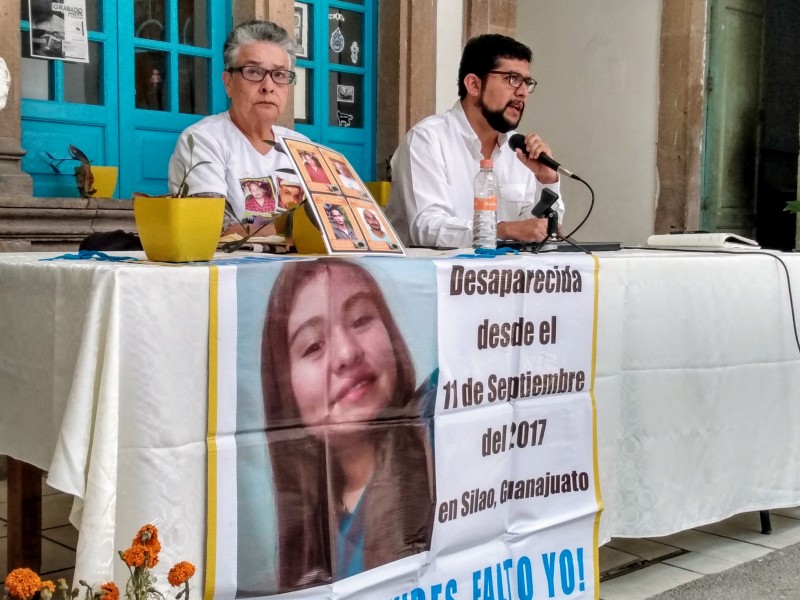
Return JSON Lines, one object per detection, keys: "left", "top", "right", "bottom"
{"left": 451, "top": 100, "right": 512, "bottom": 149}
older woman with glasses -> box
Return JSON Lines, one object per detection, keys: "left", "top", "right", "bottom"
{"left": 168, "top": 20, "right": 308, "bottom": 233}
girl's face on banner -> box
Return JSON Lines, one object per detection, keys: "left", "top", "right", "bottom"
{"left": 286, "top": 265, "right": 397, "bottom": 430}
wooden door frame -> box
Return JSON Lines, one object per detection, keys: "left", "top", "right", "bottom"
{"left": 655, "top": 0, "right": 707, "bottom": 234}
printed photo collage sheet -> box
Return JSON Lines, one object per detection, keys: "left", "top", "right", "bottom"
{"left": 275, "top": 135, "right": 404, "bottom": 255}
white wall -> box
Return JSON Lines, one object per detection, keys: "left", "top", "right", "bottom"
{"left": 435, "top": 0, "right": 463, "bottom": 113}
{"left": 516, "top": 2, "right": 661, "bottom": 245}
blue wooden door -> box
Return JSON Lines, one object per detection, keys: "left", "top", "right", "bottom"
{"left": 119, "top": 0, "right": 228, "bottom": 195}
{"left": 19, "top": 0, "right": 228, "bottom": 198}
{"left": 294, "top": 0, "right": 377, "bottom": 180}
{"left": 20, "top": 1, "right": 120, "bottom": 197}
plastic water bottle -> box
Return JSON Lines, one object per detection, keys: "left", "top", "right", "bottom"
{"left": 472, "top": 159, "right": 499, "bottom": 249}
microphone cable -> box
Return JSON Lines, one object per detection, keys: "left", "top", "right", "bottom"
{"left": 562, "top": 175, "right": 594, "bottom": 240}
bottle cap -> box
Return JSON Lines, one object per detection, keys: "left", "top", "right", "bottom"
{"left": 480, "top": 159, "right": 493, "bottom": 169}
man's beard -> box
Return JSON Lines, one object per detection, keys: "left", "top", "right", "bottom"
{"left": 479, "top": 95, "right": 523, "bottom": 134}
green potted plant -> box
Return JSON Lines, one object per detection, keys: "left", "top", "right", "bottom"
{"left": 45, "top": 145, "right": 119, "bottom": 198}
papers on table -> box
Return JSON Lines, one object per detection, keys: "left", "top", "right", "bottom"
{"left": 647, "top": 232, "right": 760, "bottom": 249}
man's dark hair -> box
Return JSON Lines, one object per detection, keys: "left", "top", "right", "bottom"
{"left": 457, "top": 34, "right": 533, "bottom": 99}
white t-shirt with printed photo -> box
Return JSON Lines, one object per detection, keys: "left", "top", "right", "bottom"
{"left": 168, "top": 112, "right": 309, "bottom": 222}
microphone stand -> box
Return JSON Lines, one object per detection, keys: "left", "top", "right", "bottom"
{"left": 532, "top": 208, "right": 590, "bottom": 254}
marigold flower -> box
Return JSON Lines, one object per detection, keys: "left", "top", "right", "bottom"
{"left": 132, "top": 525, "right": 160, "bottom": 549}
{"left": 40, "top": 580, "right": 56, "bottom": 600}
{"left": 131, "top": 524, "right": 161, "bottom": 567}
{"left": 167, "top": 562, "right": 196, "bottom": 587}
{"left": 122, "top": 545, "right": 147, "bottom": 568}
{"left": 98, "top": 582, "right": 120, "bottom": 600}
{"left": 4, "top": 568, "right": 42, "bottom": 600}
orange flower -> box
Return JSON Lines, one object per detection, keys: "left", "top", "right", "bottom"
{"left": 167, "top": 562, "right": 196, "bottom": 587}
{"left": 132, "top": 525, "right": 160, "bottom": 550}
{"left": 4, "top": 568, "right": 42, "bottom": 600}
{"left": 131, "top": 524, "right": 161, "bottom": 567}
{"left": 122, "top": 544, "right": 147, "bottom": 568}
{"left": 40, "top": 581, "right": 55, "bottom": 593}
{"left": 99, "top": 582, "right": 120, "bottom": 600}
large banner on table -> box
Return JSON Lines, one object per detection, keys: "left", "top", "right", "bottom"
{"left": 204, "top": 254, "right": 601, "bottom": 600}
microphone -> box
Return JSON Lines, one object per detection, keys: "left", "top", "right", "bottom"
{"left": 531, "top": 188, "right": 559, "bottom": 218}
{"left": 508, "top": 133, "right": 577, "bottom": 179}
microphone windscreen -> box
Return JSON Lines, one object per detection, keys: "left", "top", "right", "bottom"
{"left": 508, "top": 134, "right": 527, "bottom": 155}
{"left": 508, "top": 133, "right": 564, "bottom": 173}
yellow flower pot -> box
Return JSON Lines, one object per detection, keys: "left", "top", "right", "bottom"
{"left": 365, "top": 181, "right": 391, "bottom": 207}
{"left": 291, "top": 200, "right": 327, "bottom": 254}
{"left": 134, "top": 196, "right": 225, "bottom": 262}
{"left": 75, "top": 165, "right": 119, "bottom": 197}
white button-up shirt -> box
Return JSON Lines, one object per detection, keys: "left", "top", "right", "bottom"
{"left": 385, "top": 101, "right": 564, "bottom": 249}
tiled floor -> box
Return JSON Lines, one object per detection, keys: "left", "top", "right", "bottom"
{"left": 599, "top": 506, "right": 800, "bottom": 599}
{"left": 0, "top": 474, "right": 78, "bottom": 586}
{"left": 2, "top": 469, "right": 800, "bottom": 599}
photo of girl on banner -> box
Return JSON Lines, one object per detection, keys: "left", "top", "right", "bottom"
{"left": 261, "top": 260, "right": 436, "bottom": 592}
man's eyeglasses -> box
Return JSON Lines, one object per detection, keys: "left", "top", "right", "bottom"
{"left": 228, "top": 65, "right": 297, "bottom": 85}
{"left": 487, "top": 70, "right": 537, "bottom": 93}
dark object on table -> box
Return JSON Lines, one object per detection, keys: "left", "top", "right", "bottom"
{"left": 79, "top": 230, "right": 143, "bottom": 251}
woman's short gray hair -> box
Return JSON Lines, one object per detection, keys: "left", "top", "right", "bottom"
{"left": 223, "top": 20, "right": 297, "bottom": 70}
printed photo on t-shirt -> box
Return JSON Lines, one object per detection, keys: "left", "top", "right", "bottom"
{"left": 240, "top": 177, "right": 278, "bottom": 215}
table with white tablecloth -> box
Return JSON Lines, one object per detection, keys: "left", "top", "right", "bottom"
{"left": 1, "top": 248, "right": 799, "bottom": 591}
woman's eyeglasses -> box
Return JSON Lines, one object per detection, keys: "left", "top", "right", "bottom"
{"left": 228, "top": 66, "right": 297, "bottom": 85}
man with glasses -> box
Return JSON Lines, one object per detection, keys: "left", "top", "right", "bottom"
{"left": 385, "top": 34, "right": 564, "bottom": 248}
{"left": 168, "top": 20, "right": 308, "bottom": 233}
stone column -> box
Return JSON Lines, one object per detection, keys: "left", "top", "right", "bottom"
{"left": 655, "top": 0, "right": 706, "bottom": 234}
{"left": 0, "top": 1, "right": 33, "bottom": 195}
{"left": 462, "top": 0, "right": 517, "bottom": 42}
{"left": 375, "top": 0, "right": 437, "bottom": 178}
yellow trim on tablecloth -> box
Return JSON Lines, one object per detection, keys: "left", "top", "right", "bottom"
{"left": 204, "top": 266, "right": 219, "bottom": 600}
{"left": 590, "top": 254, "right": 603, "bottom": 600}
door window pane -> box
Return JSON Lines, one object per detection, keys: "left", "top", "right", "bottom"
{"left": 294, "top": 67, "right": 311, "bottom": 124}
{"left": 20, "top": 31, "right": 54, "bottom": 100}
{"left": 327, "top": 9, "right": 363, "bottom": 67}
{"left": 178, "top": 0, "right": 209, "bottom": 47}
{"left": 134, "top": 0, "right": 165, "bottom": 41}
{"left": 179, "top": 55, "right": 209, "bottom": 114}
{"left": 84, "top": 0, "right": 100, "bottom": 31}
{"left": 135, "top": 49, "right": 169, "bottom": 110}
{"left": 64, "top": 42, "right": 103, "bottom": 104}
{"left": 328, "top": 71, "right": 362, "bottom": 128}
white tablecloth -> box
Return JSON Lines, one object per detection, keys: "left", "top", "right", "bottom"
{"left": 1, "top": 249, "right": 799, "bottom": 589}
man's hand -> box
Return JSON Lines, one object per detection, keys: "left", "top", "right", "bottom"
{"left": 497, "top": 218, "right": 549, "bottom": 242}
{"left": 513, "top": 133, "right": 558, "bottom": 184}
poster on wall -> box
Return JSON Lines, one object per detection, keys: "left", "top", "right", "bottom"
{"left": 293, "top": 2, "right": 309, "bottom": 59}
{"left": 29, "top": 0, "right": 89, "bottom": 62}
